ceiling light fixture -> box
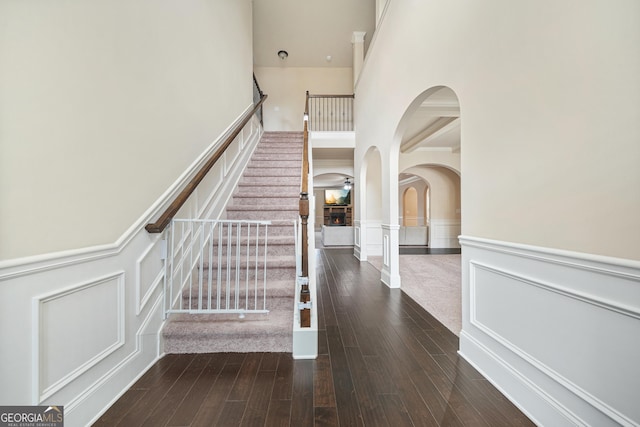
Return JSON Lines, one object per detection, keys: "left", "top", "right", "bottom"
{"left": 277, "top": 50, "right": 288, "bottom": 60}
{"left": 343, "top": 178, "right": 352, "bottom": 190}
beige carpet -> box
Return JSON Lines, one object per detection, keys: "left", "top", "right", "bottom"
{"left": 368, "top": 254, "right": 462, "bottom": 336}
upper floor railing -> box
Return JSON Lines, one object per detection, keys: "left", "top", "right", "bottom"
{"left": 306, "top": 91, "right": 354, "bottom": 132}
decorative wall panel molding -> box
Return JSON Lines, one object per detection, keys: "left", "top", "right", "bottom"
{"left": 136, "top": 238, "right": 165, "bottom": 315}
{"left": 33, "top": 272, "right": 125, "bottom": 402}
{"left": 460, "top": 236, "right": 640, "bottom": 427}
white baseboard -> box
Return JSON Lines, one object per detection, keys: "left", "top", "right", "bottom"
{"left": 459, "top": 235, "right": 640, "bottom": 427}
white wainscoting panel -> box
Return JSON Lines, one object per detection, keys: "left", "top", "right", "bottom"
{"left": 429, "top": 219, "right": 460, "bottom": 248}
{"left": 366, "top": 221, "right": 383, "bottom": 257}
{"left": 136, "top": 238, "right": 165, "bottom": 315}
{"left": 459, "top": 236, "right": 640, "bottom": 427}
{"left": 34, "top": 272, "right": 125, "bottom": 402}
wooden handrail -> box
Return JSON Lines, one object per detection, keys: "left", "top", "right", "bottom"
{"left": 145, "top": 95, "right": 267, "bottom": 233}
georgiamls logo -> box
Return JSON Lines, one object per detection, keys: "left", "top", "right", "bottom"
{"left": 0, "top": 405, "right": 64, "bottom": 426}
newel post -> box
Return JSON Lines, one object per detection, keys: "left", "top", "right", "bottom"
{"left": 299, "top": 191, "right": 311, "bottom": 327}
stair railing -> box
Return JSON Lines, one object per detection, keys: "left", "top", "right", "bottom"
{"left": 145, "top": 93, "right": 267, "bottom": 234}
{"left": 306, "top": 91, "right": 355, "bottom": 131}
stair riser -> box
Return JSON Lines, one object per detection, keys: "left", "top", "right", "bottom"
{"left": 252, "top": 154, "right": 301, "bottom": 161}
{"left": 243, "top": 169, "right": 301, "bottom": 178}
{"left": 226, "top": 211, "right": 299, "bottom": 221}
{"left": 249, "top": 160, "right": 301, "bottom": 169}
{"left": 231, "top": 197, "right": 300, "bottom": 206}
{"left": 255, "top": 142, "right": 302, "bottom": 147}
{"left": 180, "top": 289, "right": 294, "bottom": 307}
{"left": 240, "top": 177, "right": 300, "bottom": 185}
{"left": 195, "top": 244, "right": 295, "bottom": 257}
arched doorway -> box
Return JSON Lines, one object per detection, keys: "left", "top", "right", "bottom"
{"left": 393, "top": 86, "right": 462, "bottom": 335}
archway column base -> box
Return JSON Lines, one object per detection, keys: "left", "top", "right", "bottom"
{"left": 381, "top": 223, "right": 401, "bottom": 288}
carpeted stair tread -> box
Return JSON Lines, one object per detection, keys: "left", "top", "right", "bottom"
{"left": 163, "top": 131, "right": 303, "bottom": 354}
{"left": 163, "top": 298, "right": 294, "bottom": 353}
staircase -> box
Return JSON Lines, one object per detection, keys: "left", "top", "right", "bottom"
{"left": 162, "top": 132, "right": 303, "bottom": 353}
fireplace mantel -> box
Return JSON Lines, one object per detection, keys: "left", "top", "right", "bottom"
{"left": 323, "top": 205, "right": 352, "bottom": 226}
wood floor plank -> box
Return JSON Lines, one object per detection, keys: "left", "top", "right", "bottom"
{"left": 115, "top": 354, "right": 196, "bottom": 426}
{"left": 377, "top": 322, "right": 444, "bottom": 427}
{"left": 190, "top": 361, "right": 242, "bottom": 426}
{"left": 313, "top": 354, "right": 336, "bottom": 407}
{"left": 378, "top": 393, "right": 416, "bottom": 427}
{"left": 166, "top": 353, "right": 229, "bottom": 426}
{"left": 240, "top": 370, "right": 276, "bottom": 426}
{"left": 344, "top": 346, "right": 390, "bottom": 426}
{"left": 216, "top": 400, "right": 246, "bottom": 426}
{"left": 290, "top": 359, "right": 314, "bottom": 426}
{"left": 408, "top": 368, "right": 464, "bottom": 426}
{"left": 259, "top": 352, "right": 280, "bottom": 372}
{"left": 317, "top": 329, "right": 329, "bottom": 356}
{"left": 94, "top": 247, "right": 536, "bottom": 427}
{"left": 271, "top": 354, "right": 293, "bottom": 400}
{"left": 92, "top": 389, "right": 147, "bottom": 426}
{"left": 264, "top": 399, "right": 292, "bottom": 426}
{"left": 129, "top": 353, "right": 183, "bottom": 390}
{"left": 326, "top": 325, "right": 364, "bottom": 427}
{"left": 472, "top": 379, "right": 537, "bottom": 427}
{"left": 141, "top": 353, "right": 212, "bottom": 427}
{"left": 363, "top": 354, "right": 396, "bottom": 394}
{"left": 314, "top": 406, "right": 339, "bottom": 427}
{"left": 228, "top": 353, "right": 262, "bottom": 401}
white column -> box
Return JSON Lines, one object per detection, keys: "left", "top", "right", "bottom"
{"left": 381, "top": 224, "right": 401, "bottom": 288}
{"left": 351, "top": 31, "right": 366, "bottom": 89}
{"left": 354, "top": 219, "right": 367, "bottom": 261}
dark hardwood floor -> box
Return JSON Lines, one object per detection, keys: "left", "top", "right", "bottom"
{"left": 94, "top": 248, "right": 534, "bottom": 426}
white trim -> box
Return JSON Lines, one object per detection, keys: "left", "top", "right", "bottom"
{"left": 135, "top": 237, "right": 165, "bottom": 316}
{"left": 469, "top": 261, "right": 638, "bottom": 426}
{"left": 459, "top": 331, "right": 583, "bottom": 427}
{"left": 460, "top": 236, "right": 640, "bottom": 427}
{"left": 459, "top": 235, "right": 640, "bottom": 274}
{"left": 74, "top": 293, "right": 163, "bottom": 420}
{"left": 470, "top": 260, "right": 640, "bottom": 320}
{"left": 32, "top": 272, "right": 126, "bottom": 403}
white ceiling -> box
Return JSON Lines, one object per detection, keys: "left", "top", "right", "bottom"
{"left": 252, "top": 3, "right": 460, "bottom": 173}
{"left": 252, "top": 0, "right": 376, "bottom": 68}
{"left": 400, "top": 87, "right": 461, "bottom": 153}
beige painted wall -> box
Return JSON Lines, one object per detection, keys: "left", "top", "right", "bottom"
{"left": 0, "top": 0, "right": 254, "bottom": 260}
{"left": 355, "top": 0, "right": 640, "bottom": 260}
{"left": 399, "top": 178, "right": 428, "bottom": 226}
{"left": 404, "top": 167, "right": 460, "bottom": 222}
{"left": 254, "top": 67, "right": 353, "bottom": 131}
